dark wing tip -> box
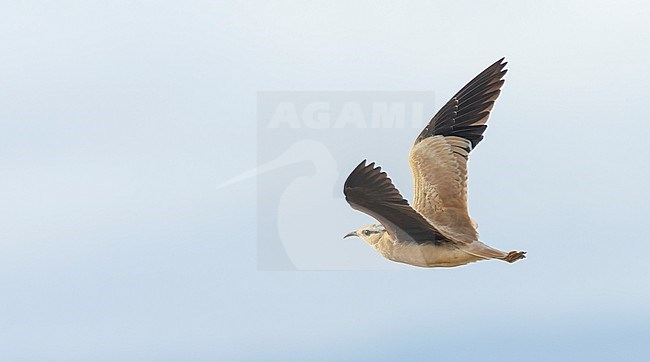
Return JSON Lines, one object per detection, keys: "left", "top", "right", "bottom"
{"left": 416, "top": 58, "right": 509, "bottom": 149}
{"left": 344, "top": 161, "right": 407, "bottom": 205}
{"left": 352, "top": 159, "right": 368, "bottom": 172}
{"left": 492, "top": 57, "right": 507, "bottom": 69}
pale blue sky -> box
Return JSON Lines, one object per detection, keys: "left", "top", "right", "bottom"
{"left": 1, "top": 1, "right": 649, "bottom": 360}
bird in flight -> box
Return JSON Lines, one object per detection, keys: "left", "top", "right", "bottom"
{"left": 343, "top": 58, "right": 526, "bottom": 268}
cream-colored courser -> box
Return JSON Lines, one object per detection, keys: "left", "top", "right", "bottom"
{"left": 343, "top": 58, "right": 526, "bottom": 268}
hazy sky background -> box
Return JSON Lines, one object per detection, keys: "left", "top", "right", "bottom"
{"left": 1, "top": 1, "right": 649, "bottom": 360}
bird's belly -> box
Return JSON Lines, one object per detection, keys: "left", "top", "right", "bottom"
{"left": 381, "top": 243, "right": 482, "bottom": 268}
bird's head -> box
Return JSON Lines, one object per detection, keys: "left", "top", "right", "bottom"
{"left": 344, "top": 224, "right": 386, "bottom": 245}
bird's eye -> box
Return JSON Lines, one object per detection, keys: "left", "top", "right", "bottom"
{"left": 363, "top": 230, "right": 371, "bottom": 236}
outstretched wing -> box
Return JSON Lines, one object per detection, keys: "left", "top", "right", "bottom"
{"left": 344, "top": 160, "right": 450, "bottom": 245}
{"left": 410, "top": 58, "right": 507, "bottom": 244}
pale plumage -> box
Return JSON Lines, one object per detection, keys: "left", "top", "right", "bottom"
{"left": 343, "top": 58, "right": 526, "bottom": 268}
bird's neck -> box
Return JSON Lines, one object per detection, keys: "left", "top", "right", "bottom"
{"left": 368, "top": 233, "right": 393, "bottom": 252}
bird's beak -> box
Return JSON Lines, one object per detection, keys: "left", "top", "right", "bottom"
{"left": 343, "top": 231, "right": 357, "bottom": 239}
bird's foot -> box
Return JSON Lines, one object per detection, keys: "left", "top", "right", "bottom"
{"left": 504, "top": 251, "right": 526, "bottom": 263}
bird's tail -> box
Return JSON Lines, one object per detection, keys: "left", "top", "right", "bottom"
{"left": 460, "top": 241, "right": 526, "bottom": 263}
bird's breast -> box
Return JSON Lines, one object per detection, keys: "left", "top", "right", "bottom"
{"left": 374, "top": 237, "right": 482, "bottom": 268}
